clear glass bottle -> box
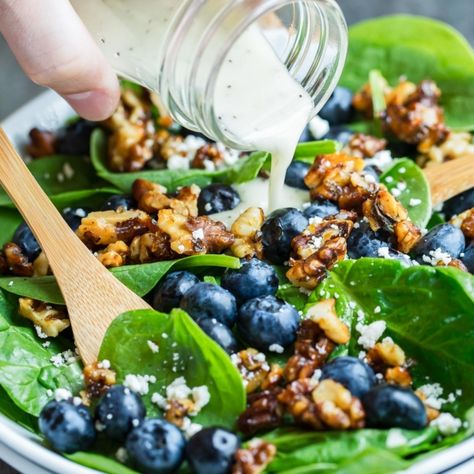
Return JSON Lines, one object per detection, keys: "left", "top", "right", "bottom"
{"left": 71, "top": 0, "right": 347, "bottom": 150}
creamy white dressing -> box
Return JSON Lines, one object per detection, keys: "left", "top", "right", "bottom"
{"left": 72, "top": 1, "right": 314, "bottom": 211}
{"left": 211, "top": 178, "right": 309, "bottom": 228}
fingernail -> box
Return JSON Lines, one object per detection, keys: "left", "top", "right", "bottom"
{"left": 63, "top": 89, "right": 118, "bottom": 121}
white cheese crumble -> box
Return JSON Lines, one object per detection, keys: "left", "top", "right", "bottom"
{"left": 116, "top": 447, "right": 128, "bottom": 463}
{"left": 422, "top": 248, "right": 452, "bottom": 266}
{"left": 409, "top": 198, "right": 422, "bottom": 207}
{"left": 124, "top": 374, "right": 157, "bottom": 395}
{"left": 192, "top": 228, "right": 205, "bottom": 241}
{"left": 35, "top": 325, "right": 49, "bottom": 339}
{"left": 308, "top": 215, "right": 323, "bottom": 225}
{"left": 50, "top": 349, "right": 77, "bottom": 367}
{"left": 147, "top": 340, "right": 159, "bottom": 353}
{"left": 431, "top": 413, "right": 462, "bottom": 436}
{"left": 374, "top": 305, "right": 381, "bottom": 314}
{"left": 386, "top": 429, "right": 408, "bottom": 448}
{"left": 98, "top": 359, "right": 111, "bottom": 369}
{"left": 418, "top": 383, "right": 444, "bottom": 409}
{"left": 308, "top": 115, "right": 330, "bottom": 139}
{"left": 377, "top": 247, "right": 391, "bottom": 259}
{"left": 63, "top": 163, "right": 75, "bottom": 179}
{"left": 54, "top": 388, "right": 72, "bottom": 401}
{"left": 310, "top": 369, "right": 322, "bottom": 383}
{"left": 42, "top": 341, "right": 51, "bottom": 348}
{"left": 181, "top": 417, "right": 203, "bottom": 439}
{"left": 365, "top": 150, "right": 393, "bottom": 170}
{"left": 269, "top": 344, "right": 284, "bottom": 354}
{"left": 167, "top": 154, "right": 190, "bottom": 170}
{"left": 356, "top": 320, "right": 386, "bottom": 349}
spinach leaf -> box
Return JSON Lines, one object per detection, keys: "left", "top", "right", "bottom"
{"left": 381, "top": 159, "right": 432, "bottom": 228}
{"left": 0, "top": 208, "right": 22, "bottom": 245}
{"left": 427, "top": 212, "right": 446, "bottom": 230}
{"left": 0, "top": 387, "right": 39, "bottom": 434}
{"left": 341, "top": 15, "right": 474, "bottom": 130}
{"left": 294, "top": 140, "right": 339, "bottom": 163}
{"left": 67, "top": 452, "right": 138, "bottom": 474}
{"left": 310, "top": 259, "right": 474, "bottom": 413}
{"left": 91, "top": 129, "right": 269, "bottom": 193}
{"left": 99, "top": 309, "right": 246, "bottom": 428}
{"left": 0, "top": 255, "right": 240, "bottom": 305}
{"left": 0, "top": 290, "right": 83, "bottom": 416}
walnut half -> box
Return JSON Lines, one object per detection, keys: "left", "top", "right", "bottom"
{"left": 18, "top": 298, "right": 70, "bottom": 337}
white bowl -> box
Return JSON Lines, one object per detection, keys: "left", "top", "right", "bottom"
{"left": 0, "top": 91, "right": 473, "bottom": 474}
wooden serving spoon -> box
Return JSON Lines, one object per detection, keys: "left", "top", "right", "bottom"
{"left": 0, "top": 129, "right": 151, "bottom": 365}
{"left": 424, "top": 154, "right": 474, "bottom": 206}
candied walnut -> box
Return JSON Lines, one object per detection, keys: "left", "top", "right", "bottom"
{"left": 442, "top": 258, "right": 468, "bottom": 272}
{"left": 367, "top": 337, "right": 406, "bottom": 368}
{"left": 191, "top": 144, "right": 224, "bottom": 169}
{"left": 230, "top": 207, "right": 264, "bottom": 259}
{"left": 352, "top": 83, "right": 376, "bottom": 118}
{"left": 284, "top": 320, "right": 335, "bottom": 382}
{"left": 3, "top": 243, "right": 33, "bottom": 276}
{"left": 415, "top": 390, "right": 439, "bottom": 422}
{"left": 97, "top": 241, "right": 129, "bottom": 267}
{"left": 312, "top": 379, "right": 365, "bottom": 430}
{"left": 460, "top": 209, "right": 474, "bottom": 240}
{"left": 129, "top": 232, "right": 176, "bottom": 263}
{"left": 385, "top": 367, "right": 413, "bottom": 387}
{"left": 26, "top": 128, "right": 57, "bottom": 158}
{"left": 237, "top": 388, "right": 283, "bottom": 435}
{"left": 158, "top": 209, "right": 234, "bottom": 255}
{"left": 278, "top": 378, "right": 322, "bottom": 429}
{"left": 83, "top": 361, "right": 116, "bottom": 401}
{"left": 18, "top": 298, "right": 69, "bottom": 337}
{"left": 33, "top": 252, "right": 50, "bottom": 276}
{"left": 232, "top": 439, "right": 277, "bottom": 474}
{"left": 345, "top": 133, "right": 387, "bottom": 159}
{"left": 132, "top": 178, "right": 199, "bottom": 217}
{"left": 77, "top": 209, "right": 155, "bottom": 246}
{"left": 231, "top": 349, "right": 280, "bottom": 394}
{"left": 393, "top": 220, "right": 422, "bottom": 253}
{"left": 164, "top": 399, "right": 195, "bottom": 428}
{"left": 420, "top": 132, "right": 474, "bottom": 167}
{"left": 362, "top": 185, "right": 408, "bottom": 232}
{"left": 382, "top": 80, "right": 449, "bottom": 150}
{"left": 306, "top": 299, "right": 350, "bottom": 345}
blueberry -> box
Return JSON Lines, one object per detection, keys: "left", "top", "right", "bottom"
{"left": 221, "top": 258, "right": 279, "bottom": 305}
{"left": 56, "top": 119, "right": 96, "bottom": 155}
{"left": 261, "top": 208, "right": 308, "bottom": 264}
{"left": 319, "top": 87, "right": 353, "bottom": 126}
{"left": 62, "top": 207, "right": 91, "bottom": 231}
{"left": 284, "top": 161, "right": 310, "bottom": 190}
{"left": 323, "top": 126, "right": 354, "bottom": 145}
{"left": 198, "top": 319, "right": 239, "bottom": 354}
{"left": 180, "top": 282, "right": 237, "bottom": 327}
{"left": 462, "top": 242, "right": 474, "bottom": 273}
{"left": 320, "top": 356, "right": 376, "bottom": 398}
{"left": 237, "top": 295, "right": 299, "bottom": 351}
{"left": 198, "top": 184, "right": 240, "bottom": 215}
{"left": 347, "top": 221, "right": 390, "bottom": 259}
{"left": 412, "top": 223, "right": 465, "bottom": 262}
{"left": 126, "top": 418, "right": 185, "bottom": 474}
{"left": 303, "top": 199, "right": 339, "bottom": 220}
{"left": 152, "top": 271, "right": 200, "bottom": 313}
{"left": 95, "top": 385, "right": 146, "bottom": 441}
{"left": 186, "top": 427, "right": 240, "bottom": 474}
{"left": 362, "top": 385, "right": 427, "bottom": 430}
{"left": 39, "top": 400, "right": 95, "bottom": 453}
{"left": 101, "top": 195, "right": 135, "bottom": 211}
{"left": 443, "top": 187, "right": 474, "bottom": 220}
{"left": 12, "top": 222, "right": 41, "bottom": 260}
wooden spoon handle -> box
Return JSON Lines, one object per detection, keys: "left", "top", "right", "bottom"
{"left": 424, "top": 155, "right": 474, "bottom": 206}
{"left": 0, "top": 129, "right": 150, "bottom": 364}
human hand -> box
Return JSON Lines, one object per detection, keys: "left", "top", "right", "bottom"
{"left": 0, "top": 0, "right": 119, "bottom": 120}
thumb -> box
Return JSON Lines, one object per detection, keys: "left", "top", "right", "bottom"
{"left": 0, "top": 0, "right": 120, "bottom": 121}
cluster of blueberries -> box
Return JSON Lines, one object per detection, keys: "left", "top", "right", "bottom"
{"left": 40, "top": 385, "right": 241, "bottom": 473}
{"left": 152, "top": 258, "right": 299, "bottom": 353}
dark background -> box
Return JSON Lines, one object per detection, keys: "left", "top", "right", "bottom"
{"left": 0, "top": 1, "right": 472, "bottom": 473}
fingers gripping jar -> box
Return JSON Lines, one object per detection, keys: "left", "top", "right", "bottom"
{"left": 71, "top": 0, "right": 347, "bottom": 150}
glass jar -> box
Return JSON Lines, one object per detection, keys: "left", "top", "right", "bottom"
{"left": 71, "top": 0, "right": 347, "bottom": 150}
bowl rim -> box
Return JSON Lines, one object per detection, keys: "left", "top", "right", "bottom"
{"left": 0, "top": 90, "right": 473, "bottom": 474}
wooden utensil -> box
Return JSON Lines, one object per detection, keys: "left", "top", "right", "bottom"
{"left": 424, "top": 154, "right": 474, "bottom": 206}
{"left": 0, "top": 129, "right": 151, "bottom": 365}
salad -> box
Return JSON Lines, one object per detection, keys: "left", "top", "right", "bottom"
{"left": 0, "top": 15, "right": 473, "bottom": 474}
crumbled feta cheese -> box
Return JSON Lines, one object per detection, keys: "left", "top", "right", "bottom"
{"left": 269, "top": 344, "right": 284, "bottom": 354}
{"left": 42, "top": 341, "right": 50, "bottom": 348}
{"left": 409, "top": 198, "right": 422, "bottom": 207}
{"left": 422, "top": 248, "right": 452, "bottom": 266}
{"left": 147, "top": 340, "right": 159, "bottom": 353}
{"left": 391, "top": 187, "right": 401, "bottom": 197}
{"left": 167, "top": 154, "right": 190, "bottom": 170}
{"left": 310, "top": 369, "right": 322, "bottom": 382}
{"left": 192, "top": 228, "right": 205, "bottom": 241}
{"left": 386, "top": 429, "right": 408, "bottom": 448}
{"left": 374, "top": 305, "right": 381, "bottom": 314}
{"left": 54, "top": 388, "right": 72, "bottom": 401}
{"left": 398, "top": 167, "right": 406, "bottom": 174}
{"left": 377, "top": 247, "right": 391, "bottom": 259}
{"left": 365, "top": 150, "right": 393, "bottom": 170}
{"left": 161, "top": 333, "right": 168, "bottom": 339}
{"left": 151, "top": 392, "right": 167, "bottom": 409}
{"left": 418, "top": 383, "right": 444, "bottom": 409}
{"left": 308, "top": 115, "right": 330, "bottom": 139}
{"left": 50, "top": 349, "right": 77, "bottom": 367}
{"left": 46, "top": 389, "right": 53, "bottom": 397}
{"left": 431, "top": 413, "right": 462, "bottom": 436}
{"left": 57, "top": 172, "right": 65, "bottom": 183}
{"left": 98, "top": 359, "right": 111, "bottom": 369}
{"left": 7, "top": 280, "right": 13, "bottom": 287}
{"left": 191, "top": 386, "right": 211, "bottom": 414}
{"left": 124, "top": 374, "right": 157, "bottom": 395}
{"left": 384, "top": 176, "right": 394, "bottom": 183}
{"left": 181, "top": 417, "right": 203, "bottom": 439}
{"left": 72, "top": 397, "right": 82, "bottom": 406}
{"left": 308, "top": 215, "right": 323, "bottom": 225}
{"left": 356, "top": 320, "right": 386, "bottom": 349}
{"left": 116, "top": 447, "right": 128, "bottom": 463}
{"left": 204, "top": 202, "right": 212, "bottom": 212}
{"left": 63, "top": 163, "right": 75, "bottom": 179}
{"left": 35, "top": 325, "right": 49, "bottom": 339}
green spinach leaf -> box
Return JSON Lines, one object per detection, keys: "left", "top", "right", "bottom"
{"left": 0, "top": 290, "right": 83, "bottom": 416}
{"left": 0, "top": 208, "right": 22, "bottom": 245}
{"left": 91, "top": 129, "right": 269, "bottom": 192}
{"left": 381, "top": 159, "right": 432, "bottom": 228}
{"left": 0, "top": 255, "right": 240, "bottom": 305}
{"left": 310, "top": 259, "right": 474, "bottom": 413}
{"left": 341, "top": 15, "right": 474, "bottom": 130}
{"left": 99, "top": 308, "right": 246, "bottom": 428}
{"left": 294, "top": 140, "right": 339, "bottom": 162}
